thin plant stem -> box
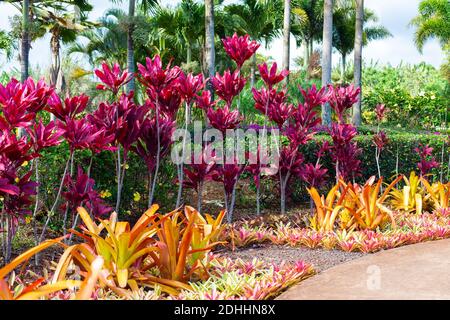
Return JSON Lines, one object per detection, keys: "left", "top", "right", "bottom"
{"left": 38, "top": 152, "right": 72, "bottom": 244}
{"left": 149, "top": 95, "right": 161, "bottom": 205}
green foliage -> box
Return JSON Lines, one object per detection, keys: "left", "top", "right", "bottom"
{"left": 362, "top": 62, "right": 449, "bottom": 129}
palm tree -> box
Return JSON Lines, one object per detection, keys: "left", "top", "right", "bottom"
{"left": 225, "top": 0, "right": 281, "bottom": 87}
{"left": 37, "top": 2, "right": 95, "bottom": 96}
{"left": 291, "top": 0, "right": 323, "bottom": 68}
{"left": 321, "top": 0, "right": 333, "bottom": 125}
{"left": 21, "top": 0, "right": 30, "bottom": 82}
{"left": 352, "top": 0, "right": 363, "bottom": 126}
{"left": 153, "top": 0, "right": 204, "bottom": 67}
{"left": 333, "top": 3, "right": 391, "bottom": 81}
{"left": 282, "top": 0, "right": 291, "bottom": 83}
{"left": 410, "top": 0, "right": 450, "bottom": 52}
{"left": 205, "top": 0, "right": 215, "bottom": 92}
{"left": 109, "top": 1, "right": 157, "bottom": 92}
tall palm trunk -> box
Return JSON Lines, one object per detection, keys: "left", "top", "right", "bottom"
{"left": 250, "top": 53, "right": 256, "bottom": 88}
{"left": 340, "top": 52, "right": 346, "bottom": 82}
{"left": 353, "top": 0, "right": 364, "bottom": 126}
{"left": 321, "top": 0, "right": 333, "bottom": 126}
{"left": 126, "top": 0, "right": 136, "bottom": 93}
{"left": 282, "top": 0, "right": 291, "bottom": 84}
{"left": 21, "top": 0, "right": 30, "bottom": 83}
{"left": 205, "top": 0, "right": 215, "bottom": 94}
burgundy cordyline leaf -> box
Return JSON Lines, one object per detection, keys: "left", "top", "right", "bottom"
{"left": 61, "top": 167, "right": 110, "bottom": 216}
{"left": 252, "top": 87, "right": 287, "bottom": 115}
{"left": 245, "top": 148, "right": 274, "bottom": 188}
{"left": 131, "top": 116, "right": 175, "bottom": 172}
{"left": 277, "top": 145, "right": 304, "bottom": 179}
{"left": 3, "top": 171, "right": 37, "bottom": 217}
{"left": 87, "top": 101, "right": 125, "bottom": 140}
{"left": 375, "top": 104, "right": 387, "bottom": 122}
{"left": 26, "top": 119, "right": 65, "bottom": 153}
{"left": 118, "top": 104, "right": 149, "bottom": 156}
{"left": 258, "top": 62, "right": 289, "bottom": 89}
{"left": 222, "top": 33, "right": 260, "bottom": 69}
{"left": 0, "top": 101, "right": 35, "bottom": 130}
{"left": 85, "top": 194, "right": 113, "bottom": 218}
{"left": 46, "top": 93, "right": 89, "bottom": 121}
{"left": 328, "top": 123, "right": 361, "bottom": 181}
{"left": 211, "top": 69, "right": 246, "bottom": 106}
{"left": 316, "top": 141, "right": 331, "bottom": 159}
{"left": 137, "top": 55, "right": 181, "bottom": 91}
{"left": 0, "top": 133, "right": 33, "bottom": 177}
{"left": 268, "top": 102, "right": 294, "bottom": 129}
{"left": 194, "top": 90, "right": 215, "bottom": 110}
{"left": 0, "top": 78, "right": 53, "bottom": 114}
{"left": 299, "top": 84, "right": 328, "bottom": 109}
{"left": 373, "top": 130, "right": 389, "bottom": 151}
{"left": 95, "top": 62, "right": 132, "bottom": 95}
{"left": 182, "top": 150, "right": 217, "bottom": 191}
{"left": 177, "top": 72, "right": 204, "bottom": 105}
{"left": 415, "top": 143, "right": 439, "bottom": 176}
{"left": 59, "top": 118, "right": 104, "bottom": 152}
{"left": 149, "top": 86, "right": 182, "bottom": 119}
{"left": 299, "top": 163, "right": 328, "bottom": 188}
{"left": 212, "top": 161, "right": 245, "bottom": 197}
{"left": 327, "top": 84, "right": 360, "bottom": 123}
{"left": 206, "top": 104, "right": 242, "bottom": 134}
{"left": 0, "top": 178, "right": 20, "bottom": 196}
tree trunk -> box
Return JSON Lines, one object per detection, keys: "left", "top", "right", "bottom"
{"left": 250, "top": 53, "right": 256, "bottom": 88}
{"left": 187, "top": 42, "right": 192, "bottom": 65}
{"left": 21, "top": 0, "right": 30, "bottom": 83}
{"left": 282, "top": 0, "right": 291, "bottom": 84}
{"left": 126, "top": 0, "right": 136, "bottom": 93}
{"left": 321, "top": 0, "right": 333, "bottom": 126}
{"left": 303, "top": 40, "right": 309, "bottom": 68}
{"left": 353, "top": 0, "right": 364, "bottom": 126}
{"left": 341, "top": 52, "right": 346, "bottom": 82}
{"left": 205, "top": 0, "right": 215, "bottom": 94}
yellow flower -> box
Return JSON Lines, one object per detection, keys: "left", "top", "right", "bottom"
{"left": 133, "top": 192, "right": 141, "bottom": 202}
{"left": 124, "top": 164, "right": 130, "bottom": 170}
{"left": 125, "top": 210, "right": 131, "bottom": 216}
{"left": 100, "top": 190, "right": 112, "bottom": 199}
{"left": 21, "top": 161, "right": 29, "bottom": 167}
{"left": 14, "top": 177, "right": 20, "bottom": 183}
{"left": 25, "top": 216, "right": 32, "bottom": 224}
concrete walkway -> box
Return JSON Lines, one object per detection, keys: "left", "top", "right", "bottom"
{"left": 277, "top": 239, "right": 450, "bottom": 300}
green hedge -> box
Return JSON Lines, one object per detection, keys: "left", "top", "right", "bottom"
{"left": 35, "top": 129, "right": 449, "bottom": 221}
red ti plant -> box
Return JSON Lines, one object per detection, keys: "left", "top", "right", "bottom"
{"left": 415, "top": 143, "right": 439, "bottom": 177}
{"left": 137, "top": 56, "right": 181, "bottom": 207}
{"left": 326, "top": 84, "right": 362, "bottom": 182}
{"left": 251, "top": 62, "right": 289, "bottom": 214}
{"left": 132, "top": 116, "right": 176, "bottom": 207}
{"left": 175, "top": 72, "right": 204, "bottom": 208}
{"left": 276, "top": 144, "right": 304, "bottom": 214}
{"left": 181, "top": 145, "right": 217, "bottom": 213}
{"left": 46, "top": 93, "right": 89, "bottom": 122}
{"left": 328, "top": 123, "right": 361, "bottom": 182}
{"left": 94, "top": 62, "right": 132, "bottom": 95}
{"left": 212, "top": 158, "right": 246, "bottom": 223}
{"left": 300, "top": 141, "right": 330, "bottom": 215}
{"left": 327, "top": 84, "right": 360, "bottom": 124}
{"left": 61, "top": 166, "right": 112, "bottom": 240}
{"left": 222, "top": 33, "right": 260, "bottom": 70}
{"left": 373, "top": 130, "right": 389, "bottom": 179}
{"left": 211, "top": 69, "right": 246, "bottom": 107}
{"left": 373, "top": 104, "right": 389, "bottom": 179}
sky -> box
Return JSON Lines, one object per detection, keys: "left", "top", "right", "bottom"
{"left": 0, "top": 0, "right": 444, "bottom": 73}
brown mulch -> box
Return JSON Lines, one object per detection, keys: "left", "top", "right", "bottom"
{"left": 220, "top": 244, "right": 366, "bottom": 272}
